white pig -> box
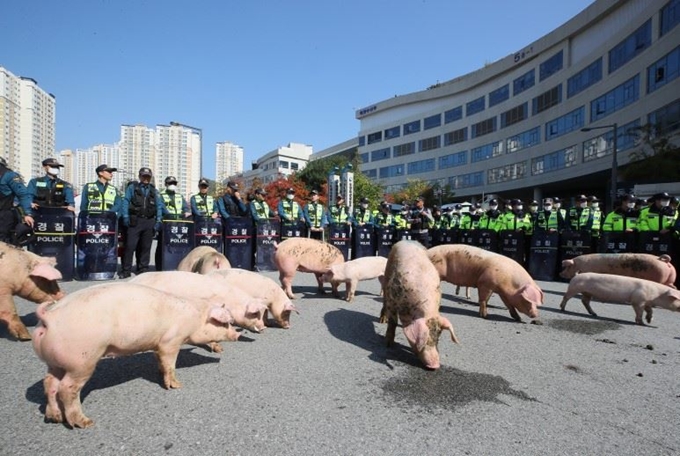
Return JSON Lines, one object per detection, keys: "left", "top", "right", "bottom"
{"left": 321, "top": 256, "right": 387, "bottom": 302}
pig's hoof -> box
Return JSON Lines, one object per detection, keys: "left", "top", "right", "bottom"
{"left": 165, "top": 380, "right": 182, "bottom": 389}
{"left": 72, "top": 417, "right": 94, "bottom": 429}
{"left": 530, "top": 320, "right": 543, "bottom": 325}
{"left": 208, "top": 342, "right": 223, "bottom": 353}
{"left": 11, "top": 330, "right": 32, "bottom": 341}
{"left": 45, "top": 408, "right": 64, "bottom": 423}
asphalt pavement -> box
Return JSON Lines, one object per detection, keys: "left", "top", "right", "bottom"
{"left": 1, "top": 266, "right": 679, "bottom": 456}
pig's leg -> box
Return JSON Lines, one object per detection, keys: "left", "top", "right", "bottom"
{"left": 559, "top": 287, "right": 578, "bottom": 311}
{"left": 155, "top": 345, "right": 182, "bottom": 389}
{"left": 346, "top": 279, "right": 358, "bottom": 302}
{"left": 465, "top": 287, "right": 471, "bottom": 300}
{"left": 644, "top": 304, "right": 653, "bottom": 324}
{"left": 43, "top": 367, "right": 65, "bottom": 423}
{"left": 331, "top": 280, "right": 340, "bottom": 298}
{"left": 580, "top": 293, "right": 597, "bottom": 316}
{"left": 207, "top": 342, "right": 223, "bottom": 353}
{"left": 631, "top": 301, "right": 646, "bottom": 325}
{"left": 506, "top": 305, "right": 522, "bottom": 322}
{"left": 378, "top": 275, "right": 384, "bottom": 296}
{"left": 279, "top": 272, "right": 295, "bottom": 299}
{"left": 455, "top": 285, "right": 461, "bottom": 295}
{"left": 385, "top": 313, "right": 398, "bottom": 347}
{"left": 58, "top": 368, "right": 96, "bottom": 428}
{"left": 477, "top": 286, "right": 493, "bottom": 318}
{"left": 314, "top": 273, "right": 325, "bottom": 294}
{"left": 0, "top": 296, "right": 31, "bottom": 340}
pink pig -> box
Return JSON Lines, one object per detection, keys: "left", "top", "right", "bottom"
{"left": 176, "top": 246, "right": 231, "bottom": 273}
{"left": 321, "top": 256, "right": 387, "bottom": 302}
{"left": 31, "top": 282, "right": 234, "bottom": 428}
{"left": 427, "top": 244, "right": 543, "bottom": 322}
{"left": 272, "top": 238, "right": 345, "bottom": 299}
{"left": 0, "top": 242, "right": 65, "bottom": 340}
{"left": 382, "top": 241, "right": 459, "bottom": 370}
{"left": 560, "top": 272, "right": 680, "bottom": 325}
{"left": 560, "top": 253, "right": 677, "bottom": 287}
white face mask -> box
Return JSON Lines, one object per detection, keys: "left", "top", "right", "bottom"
{"left": 626, "top": 202, "right": 635, "bottom": 209}
{"left": 579, "top": 202, "right": 588, "bottom": 209}
{"left": 660, "top": 199, "right": 670, "bottom": 207}
{"left": 47, "top": 167, "right": 60, "bottom": 176}
{"left": 590, "top": 203, "right": 599, "bottom": 209}
{"left": 530, "top": 206, "right": 538, "bottom": 213}
{"left": 515, "top": 205, "right": 523, "bottom": 211}
{"left": 490, "top": 205, "right": 498, "bottom": 210}
{"left": 361, "top": 203, "right": 368, "bottom": 209}
{"left": 554, "top": 203, "right": 561, "bottom": 209}
{"left": 544, "top": 204, "right": 552, "bottom": 211}
{"left": 286, "top": 194, "right": 294, "bottom": 200}
{"left": 167, "top": 185, "right": 177, "bottom": 192}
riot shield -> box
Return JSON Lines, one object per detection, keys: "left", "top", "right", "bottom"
{"left": 161, "top": 219, "right": 195, "bottom": 271}
{"left": 395, "top": 229, "right": 412, "bottom": 243}
{"left": 76, "top": 211, "right": 118, "bottom": 281}
{"left": 329, "top": 223, "right": 351, "bottom": 261}
{"left": 255, "top": 218, "right": 280, "bottom": 271}
{"left": 473, "top": 229, "right": 498, "bottom": 252}
{"left": 352, "top": 225, "right": 375, "bottom": 259}
{"left": 224, "top": 217, "right": 254, "bottom": 270}
{"left": 30, "top": 207, "right": 75, "bottom": 281}
{"left": 440, "top": 228, "right": 459, "bottom": 245}
{"left": 457, "top": 230, "right": 475, "bottom": 246}
{"left": 559, "top": 231, "right": 592, "bottom": 263}
{"left": 637, "top": 232, "right": 674, "bottom": 257}
{"left": 598, "top": 231, "right": 636, "bottom": 253}
{"left": 528, "top": 231, "right": 559, "bottom": 281}
{"left": 281, "top": 221, "right": 308, "bottom": 241}
{"left": 499, "top": 230, "right": 526, "bottom": 266}
{"left": 374, "top": 226, "right": 395, "bottom": 258}
{"left": 194, "top": 216, "right": 223, "bottom": 251}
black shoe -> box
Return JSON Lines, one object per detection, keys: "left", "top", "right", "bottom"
{"left": 119, "top": 271, "right": 131, "bottom": 279}
{"left": 136, "top": 268, "right": 149, "bottom": 275}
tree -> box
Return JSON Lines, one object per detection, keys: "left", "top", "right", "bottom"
{"left": 390, "top": 179, "right": 433, "bottom": 206}
{"left": 621, "top": 124, "right": 680, "bottom": 182}
{"left": 263, "top": 175, "right": 310, "bottom": 212}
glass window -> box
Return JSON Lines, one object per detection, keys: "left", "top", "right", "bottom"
{"left": 489, "top": 84, "right": 509, "bottom": 107}
{"left": 403, "top": 120, "right": 421, "bottom": 135}
{"left": 506, "top": 126, "right": 541, "bottom": 153}
{"left": 500, "top": 103, "right": 528, "bottom": 128}
{"left": 424, "top": 114, "right": 442, "bottom": 130}
{"left": 609, "top": 20, "right": 652, "bottom": 74}
{"left": 370, "top": 147, "right": 391, "bottom": 162}
{"left": 448, "top": 172, "right": 484, "bottom": 189}
{"left": 567, "top": 58, "right": 603, "bottom": 98}
{"left": 532, "top": 84, "right": 562, "bottom": 115}
{"left": 647, "top": 45, "right": 680, "bottom": 93}
{"left": 360, "top": 152, "right": 369, "bottom": 164}
{"left": 379, "top": 164, "right": 405, "bottom": 179}
{"left": 648, "top": 98, "right": 680, "bottom": 136}
{"left": 531, "top": 146, "right": 577, "bottom": 175}
{"left": 393, "top": 142, "right": 416, "bottom": 157}
{"left": 367, "top": 131, "right": 382, "bottom": 144}
{"left": 291, "top": 162, "right": 299, "bottom": 171}
{"left": 590, "top": 75, "right": 639, "bottom": 122}
{"left": 466, "top": 96, "right": 485, "bottom": 116}
{"left": 444, "top": 106, "right": 463, "bottom": 124}
{"left": 279, "top": 160, "right": 289, "bottom": 169}
{"left": 488, "top": 161, "right": 527, "bottom": 184}
{"left": 384, "top": 126, "right": 401, "bottom": 140}
{"left": 661, "top": 0, "right": 680, "bottom": 36}
{"left": 539, "top": 50, "right": 564, "bottom": 81}
{"left": 363, "top": 168, "right": 377, "bottom": 178}
{"left": 471, "top": 117, "right": 497, "bottom": 139}
{"left": 444, "top": 127, "right": 468, "bottom": 146}
{"left": 358, "top": 136, "right": 365, "bottom": 147}
{"left": 513, "top": 69, "right": 535, "bottom": 96}
{"left": 419, "top": 135, "right": 441, "bottom": 152}
{"left": 583, "top": 119, "right": 640, "bottom": 162}
{"left": 471, "top": 140, "right": 503, "bottom": 163}
{"left": 545, "top": 106, "right": 585, "bottom": 141}
{"left": 407, "top": 158, "right": 436, "bottom": 175}
{"left": 439, "top": 151, "right": 468, "bottom": 169}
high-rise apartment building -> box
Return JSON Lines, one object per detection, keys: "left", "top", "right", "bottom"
{"left": 216, "top": 141, "right": 244, "bottom": 184}
{"left": 0, "top": 66, "right": 56, "bottom": 179}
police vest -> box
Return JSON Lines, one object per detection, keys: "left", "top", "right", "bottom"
{"left": 33, "top": 176, "right": 67, "bottom": 207}
{"left": 638, "top": 206, "right": 676, "bottom": 231}
{"left": 375, "top": 212, "right": 393, "bottom": 226}
{"left": 128, "top": 183, "right": 157, "bottom": 218}
{"left": 536, "top": 210, "right": 559, "bottom": 231}
{"left": 222, "top": 194, "right": 247, "bottom": 217}
{"left": 253, "top": 201, "right": 270, "bottom": 218}
{"left": 86, "top": 182, "right": 118, "bottom": 212}
{"left": 329, "top": 205, "right": 348, "bottom": 223}
{"left": 162, "top": 191, "right": 184, "bottom": 217}
{"left": 478, "top": 210, "right": 501, "bottom": 230}
{"left": 306, "top": 202, "right": 324, "bottom": 227}
{"left": 500, "top": 211, "right": 528, "bottom": 231}
{"left": 281, "top": 200, "right": 300, "bottom": 221}
{"left": 394, "top": 214, "right": 409, "bottom": 229}
{"left": 602, "top": 209, "right": 638, "bottom": 231}
{"left": 354, "top": 208, "right": 371, "bottom": 224}
{"left": 569, "top": 207, "right": 595, "bottom": 231}
{"left": 193, "top": 194, "right": 214, "bottom": 216}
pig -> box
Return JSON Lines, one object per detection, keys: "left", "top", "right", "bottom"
{"left": 32, "top": 282, "right": 235, "bottom": 428}
{"left": 321, "top": 256, "right": 387, "bottom": 302}
{"left": 130, "top": 271, "right": 267, "bottom": 336}
{"left": 427, "top": 244, "right": 543, "bottom": 322}
{"left": 208, "top": 269, "right": 299, "bottom": 328}
{"left": 272, "top": 238, "right": 345, "bottom": 299}
{"left": 560, "top": 253, "right": 677, "bottom": 287}
{"left": 176, "top": 246, "right": 231, "bottom": 273}
{"left": 0, "top": 242, "right": 65, "bottom": 340}
{"left": 381, "top": 241, "right": 459, "bottom": 370}
{"left": 559, "top": 272, "right": 680, "bottom": 325}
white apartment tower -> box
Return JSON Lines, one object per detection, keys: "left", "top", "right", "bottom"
{"left": 216, "top": 141, "right": 244, "bottom": 184}
{"left": 0, "top": 66, "right": 56, "bottom": 179}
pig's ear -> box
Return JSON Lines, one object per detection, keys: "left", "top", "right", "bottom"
{"left": 561, "top": 259, "right": 574, "bottom": 268}
{"left": 438, "top": 316, "right": 460, "bottom": 344}
{"left": 30, "top": 262, "right": 62, "bottom": 281}
{"left": 403, "top": 318, "right": 429, "bottom": 352}
{"left": 667, "top": 289, "right": 680, "bottom": 301}
{"left": 245, "top": 300, "right": 267, "bottom": 317}
{"left": 209, "top": 306, "right": 234, "bottom": 325}
{"left": 520, "top": 284, "right": 543, "bottom": 305}
{"left": 284, "top": 301, "right": 299, "bottom": 314}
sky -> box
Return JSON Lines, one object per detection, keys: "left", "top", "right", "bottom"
{"left": 2, "top": 0, "right": 594, "bottom": 180}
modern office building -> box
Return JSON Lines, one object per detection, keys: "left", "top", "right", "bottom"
{"left": 240, "top": 142, "right": 313, "bottom": 188}
{"left": 355, "top": 0, "right": 680, "bottom": 206}
{"left": 0, "top": 66, "right": 56, "bottom": 179}
{"left": 216, "top": 141, "right": 244, "bottom": 184}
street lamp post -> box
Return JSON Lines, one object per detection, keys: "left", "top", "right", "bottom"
{"left": 581, "top": 123, "right": 618, "bottom": 212}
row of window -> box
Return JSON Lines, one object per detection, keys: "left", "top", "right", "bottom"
{"left": 358, "top": 1, "right": 678, "bottom": 148}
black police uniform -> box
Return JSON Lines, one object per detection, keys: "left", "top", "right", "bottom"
{"left": 122, "top": 180, "right": 161, "bottom": 277}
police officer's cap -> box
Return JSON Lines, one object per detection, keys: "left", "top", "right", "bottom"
{"left": 360, "top": 197, "right": 369, "bottom": 204}
{"left": 286, "top": 188, "right": 296, "bottom": 195}
{"left": 530, "top": 200, "right": 539, "bottom": 206}
{"left": 254, "top": 187, "right": 266, "bottom": 195}
{"left": 474, "top": 202, "right": 482, "bottom": 208}
{"left": 543, "top": 197, "right": 554, "bottom": 204}
{"left": 198, "top": 178, "right": 210, "bottom": 187}
{"left": 454, "top": 203, "right": 462, "bottom": 210}
{"left": 576, "top": 194, "right": 588, "bottom": 201}
{"left": 653, "top": 192, "right": 671, "bottom": 200}
{"left": 432, "top": 205, "right": 440, "bottom": 211}
{"left": 96, "top": 164, "right": 117, "bottom": 174}
{"left": 622, "top": 193, "right": 635, "bottom": 202}
{"left": 415, "top": 196, "right": 425, "bottom": 202}
{"left": 42, "top": 158, "right": 64, "bottom": 168}
{"left": 512, "top": 199, "right": 523, "bottom": 206}
{"left": 227, "top": 181, "right": 239, "bottom": 190}
{"left": 165, "top": 176, "right": 178, "bottom": 185}
{"left": 489, "top": 198, "right": 498, "bottom": 205}
{"left": 139, "top": 167, "right": 153, "bottom": 177}
{"left": 553, "top": 197, "right": 562, "bottom": 203}
{"left": 588, "top": 195, "right": 600, "bottom": 202}
{"left": 336, "top": 195, "right": 344, "bottom": 200}
{"left": 13, "top": 223, "right": 35, "bottom": 246}
{"left": 310, "top": 189, "right": 319, "bottom": 196}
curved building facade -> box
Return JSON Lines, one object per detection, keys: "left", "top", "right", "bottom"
{"left": 355, "top": 0, "right": 680, "bottom": 206}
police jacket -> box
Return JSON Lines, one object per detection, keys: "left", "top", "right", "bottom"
{"left": 303, "top": 202, "right": 326, "bottom": 228}
{"left": 478, "top": 209, "right": 502, "bottom": 231}
{"left": 160, "top": 190, "right": 189, "bottom": 220}
{"left": 278, "top": 200, "right": 303, "bottom": 224}
{"left": 191, "top": 193, "right": 217, "bottom": 218}
{"left": 250, "top": 200, "right": 270, "bottom": 224}
{"left": 217, "top": 194, "right": 248, "bottom": 219}
{"left": 0, "top": 166, "right": 32, "bottom": 214}
{"left": 602, "top": 208, "right": 639, "bottom": 232}
{"left": 639, "top": 205, "right": 676, "bottom": 232}
{"left": 80, "top": 181, "right": 122, "bottom": 215}
{"left": 27, "top": 175, "right": 75, "bottom": 208}
{"left": 328, "top": 205, "right": 349, "bottom": 224}
{"left": 123, "top": 182, "right": 162, "bottom": 222}
{"left": 352, "top": 208, "right": 373, "bottom": 227}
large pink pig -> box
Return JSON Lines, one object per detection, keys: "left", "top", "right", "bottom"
{"left": 272, "top": 238, "right": 345, "bottom": 299}
{"left": 381, "top": 241, "right": 459, "bottom": 370}
{"left": 560, "top": 253, "right": 677, "bottom": 287}
{"left": 0, "top": 242, "right": 65, "bottom": 340}
{"left": 32, "top": 282, "right": 235, "bottom": 428}
{"left": 176, "top": 246, "right": 231, "bottom": 273}
{"left": 321, "top": 256, "right": 387, "bottom": 302}
{"left": 208, "top": 269, "right": 298, "bottom": 328}
{"left": 427, "top": 244, "right": 543, "bottom": 322}
{"left": 560, "top": 272, "right": 680, "bottom": 325}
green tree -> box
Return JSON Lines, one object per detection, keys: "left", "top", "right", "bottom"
{"left": 621, "top": 124, "right": 680, "bottom": 182}
{"left": 390, "top": 179, "right": 432, "bottom": 206}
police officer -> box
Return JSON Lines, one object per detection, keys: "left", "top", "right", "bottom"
{"left": 0, "top": 156, "right": 34, "bottom": 244}
{"left": 80, "top": 164, "right": 122, "bottom": 215}
{"left": 568, "top": 195, "right": 596, "bottom": 232}
{"left": 640, "top": 192, "right": 676, "bottom": 234}
{"left": 374, "top": 201, "right": 394, "bottom": 227}
{"left": 352, "top": 197, "right": 374, "bottom": 228}
{"left": 190, "top": 178, "right": 219, "bottom": 220}
{"left": 602, "top": 194, "right": 639, "bottom": 233}
{"left": 553, "top": 197, "right": 567, "bottom": 223}
{"left": 328, "top": 195, "right": 351, "bottom": 225}
{"left": 121, "top": 167, "right": 163, "bottom": 278}
{"left": 278, "top": 188, "right": 305, "bottom": 228}
{"left": 459, "top": 202, "right": 483, "bottom": 230}
{"left": 478, "top": 199, "right": 502, "bottom": 231}
{"left": 159, "top": 176, "right": 190, "bottom": 220}
{"left": 217, "top": 181, "right": 248, "bottom": 220}
{"left": 250, "top": 187, "right": 271, "bottom": 224}
{"left": 409, "top": 196, "right": 434, "bottom": 247}
{"left": 499, "top": 199, "right": 530, "bottom": 232}
{"left": 27, "top": 158, "right": 75, "bottom": 213}
{"left": 587, "top": 195, "right": 603, "bottom": 238}
{"left": 303, "top": 190, "right": 326, "bottom": 240}
{"left": 535, "top": 198, "right": 562, "bottom": 233}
